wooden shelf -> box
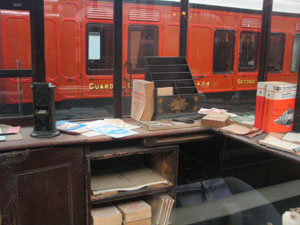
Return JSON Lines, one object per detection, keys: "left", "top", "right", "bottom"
{"left": 87, "top": 144, "right": 179, "bottom": 208}
{"left": 87, "top": 145, "right": 177, "bottom": 160}
{"left": 91, "top": 182, "right": 174, "bottom": 204}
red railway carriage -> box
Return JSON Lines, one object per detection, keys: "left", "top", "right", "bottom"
{"left": 0, "top": 0, "right": 300, "bottom": 104}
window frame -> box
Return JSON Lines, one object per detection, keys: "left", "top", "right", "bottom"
{"left": 267, "top": 32, "right": 286, "bottom": 73}
{"left": 0, "top": 0, "right": 45, "bottom": 126}
{"left": 238, "top": 31, "right": 260, "bottom": 72}
{"left": 127, "top": 24, "right": 159, "bottom": 74}
{"left": 213, "top": 29, "right": 236, "bottom": 75}
{"left": 291, "top": 34, "right": 300, "bottom": 73}
{"left": 85, "top": 23, "right": 114, "bottom": 75}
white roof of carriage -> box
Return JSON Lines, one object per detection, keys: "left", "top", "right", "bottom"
{"left": 164, "top": 0, "right": 300, "bottom": 14}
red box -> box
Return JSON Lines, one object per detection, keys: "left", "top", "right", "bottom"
{"left": 263, "top": 82, "right": 297, "bottom": 133}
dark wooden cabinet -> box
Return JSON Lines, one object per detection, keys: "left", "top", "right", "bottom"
{"left": 0, "top": 146, "right": 85, "bottom": 225}
{"left": 86, "top": 143, "right": 179, "bottom": 224}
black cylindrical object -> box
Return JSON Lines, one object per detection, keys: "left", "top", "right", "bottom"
{"left": 31, "top": 82, "right": 60, "bottom": 138}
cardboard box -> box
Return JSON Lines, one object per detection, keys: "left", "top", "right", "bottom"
{"left": 201, "top": 113, "right": 231, "bottom": 128}
{"left": 157, "top": 87, "right": 173, "bottom": 96}
{"left": 263, "top": 82, "right": 297, "bottom": 133}
{"left": 254, "top": 82, "right": 268, "bottom": 130}
{"left": 91, "top": 205, "right": 122, "bottom": 225}
{"left": 131, "top": 80, "right": 154, "bottom": 121}
{"left": 124, "top": 218, "right": 151, "bottom": 225}
{"left": 117, "top": 200, "right": 151, "bottom": 223}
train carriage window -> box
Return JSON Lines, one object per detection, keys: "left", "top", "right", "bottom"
{"left": 213, "top": 30, "right": 236, "bottom": 74}
{"left": 291, "top": 34, "right": 300, "bottom": 73}
{"left": 86, "top": 23, "right": 113, "bottom": 75}
{"left": 128, "top": 25, "right": 158, "bottom": 73}
{"left": 267, "top": 33, "right": 285, "bottom": 73}
{"left": 238, "top": 31, "right": 259, "bottom": 72}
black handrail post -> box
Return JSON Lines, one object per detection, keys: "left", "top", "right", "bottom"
{"left": 258, "top": 0, "right": 273, "bottom": 82}
{"left": 179, "top": 0, "right": 189, "bottom": 57}
{"left": 293, "top": 59, "right": 300, "bottom": 131}
{"left": 29, "top": 0, "right": 46, "bottom": 82}
{"left": 113, "top": 0, "right": 123, "bottom": 118}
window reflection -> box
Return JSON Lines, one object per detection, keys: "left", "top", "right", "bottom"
{"left": 128, "top": 25, "right": 159, "bottom": 73}
{"left": 267, "top": 33, "right": 285, "bottom": 73}
{"left": 213, "top": 30, "right": 236, "bottom": 74}
{"left": 239, "top": 31, "right": 259, "bottom": 72}
{"left": 291, "top": 34, "right": 300, "bottom": 73}
{"left": 86, "top": 23, "right": 113, "bottom": 75}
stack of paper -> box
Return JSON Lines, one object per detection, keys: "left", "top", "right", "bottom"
{"left": 56, "top": 121, "right": 89, "bottom": 134}
{"left": 0, "top": 125, "right": 22, "bottom": 141}
{"left": 148, "top": 194, "right": 175, "bottom": 225}
{"left": 56, "top": 119, "right": 140, "bottom": 138}
{"left": 258, "top": 134, "right": 300, "bottom": 154}
{"left": 91, "top": 167, "right": 168, "bottom": 196}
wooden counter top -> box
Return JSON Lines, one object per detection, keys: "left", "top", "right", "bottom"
{"left": 0, "top": 119, "right": 209, "bottom": 152}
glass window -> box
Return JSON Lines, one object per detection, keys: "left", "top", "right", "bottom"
{"left": 128, "top": 25, "right": 159, "bottom": 73}
{"left": 86, "top": 23, "right": 113, "bottom": 75}
{"left": 238, "top": 31, "right": 259, "bottom": 72}
{"left": 213, "top": 29, "right": 236, "bottom": 74}
{"left": 291, "top": 34, "right": 300, "bottom": 73}
{"left": 267, "top": 33, "right": 285, "bottom": 73}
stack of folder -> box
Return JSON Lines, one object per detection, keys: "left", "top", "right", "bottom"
{"left": 148, "top": 194, "right": 174, "bottom": 225}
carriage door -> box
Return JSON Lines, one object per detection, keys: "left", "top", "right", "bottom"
{"left": 125, "top": 24, "right": 159, "bottom": 96}
{"left": 237, "top": 31, "right": 260, "bottom": 92}
{"left": 212, "top": 29, "right": 236, "bottom": 98}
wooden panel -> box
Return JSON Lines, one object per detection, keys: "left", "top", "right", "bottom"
{"left": 61, "top": 21, "right": 80, "bottom": 79}
{"left": 272, "top": 19, "right": 293, "bottom": 31}
{"left": 189, "top": 11, "right": 237, "bottom": 27}
{"left": 163, "top": 25, "right": 179, "bottom": 56}
{"left": 188, "top": 27, "right": 212, "bottom": 75}
{"left": 88, "top": 145, "right": 177, "bottom": 160}
{"left": 0, "top": 14, "right": 3, "bottom": 70}
{"left": 214, "top": 14, "right": 237, "bottom": 27}
{"left": 62, "top": 3, "right": 79, "bottom": 19}
{"left": 5, "top": 17, "right": 31, "bottom": 69}
{"left": 0, "top": 146, "right": 85, "bottom": 225}
{"left": 16, "top": 165, "right": 71, "bottom": 225}
{"left": 45, "top": 19, "right": 58, "bottom": 80}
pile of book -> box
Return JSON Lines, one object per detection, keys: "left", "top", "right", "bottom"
{"left": 148, "top": 194, "right": 175, "bottom": 225}
{"left": 0, "top": 125, "right": 22, "bottom": 142}
{"left": 92, "top": 200, "right": 151, "bottom": 225}
{"left": 255, "top": 82, "right": 297, "bottom": 133}
{"left": 91, "top": 196, "right": 175, "bottom": 225}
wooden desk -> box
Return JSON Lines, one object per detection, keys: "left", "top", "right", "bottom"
{"left": 0, "top": 120, "right": 211, "bottom": 225}
{"left": 212, "top": 129, "right": 300, "bottom": 164}
{"left": 1, "top": 120, "right": 300, "bottom": 225}
{"left": 0, "top": 120, "right": 210, "bottom": 152}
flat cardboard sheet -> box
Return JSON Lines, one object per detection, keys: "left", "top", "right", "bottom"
{"left": 220, "top": 124, "right": 259, "bottom": 136}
